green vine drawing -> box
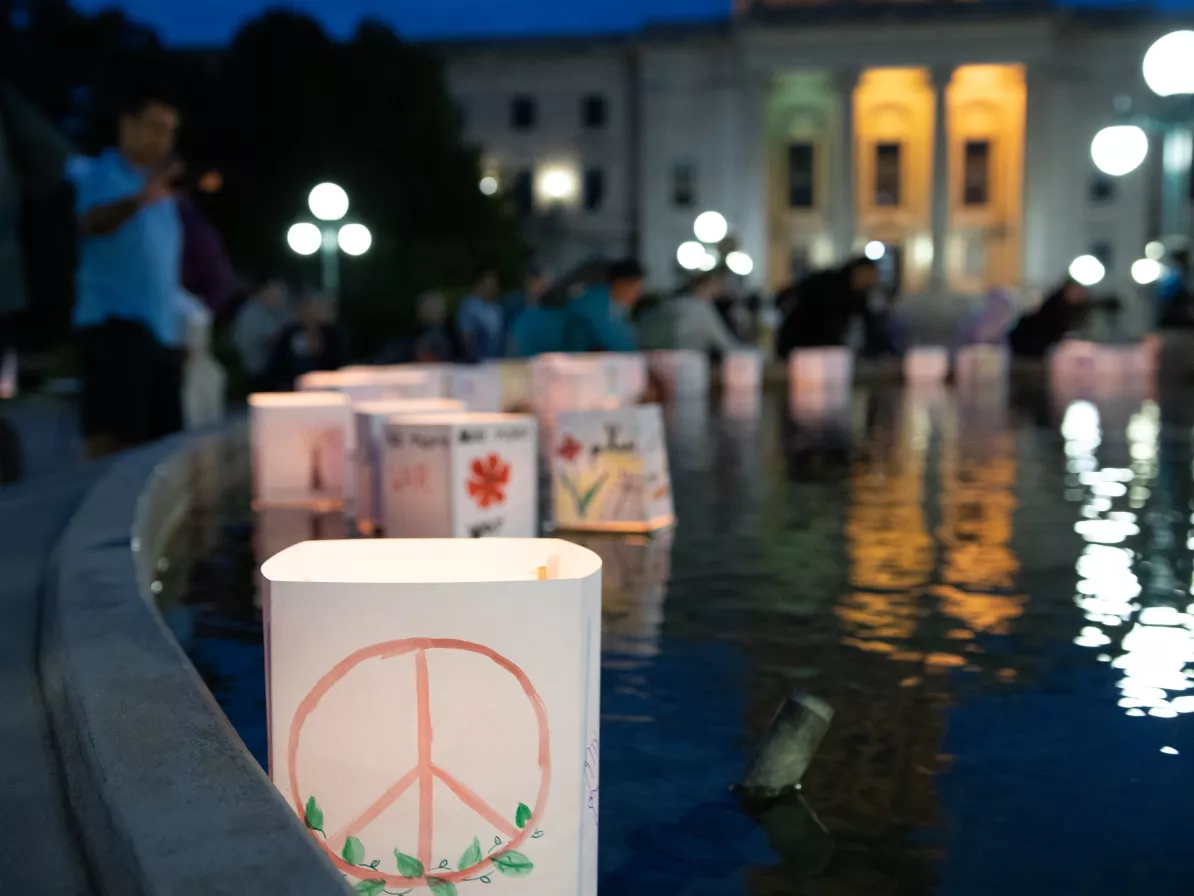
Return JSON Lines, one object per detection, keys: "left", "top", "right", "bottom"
{"left": 560, "top": 471, "right": 609, "bottom": 518}
{"left": 304, "top": 796, "right": 544, "bottom": 894}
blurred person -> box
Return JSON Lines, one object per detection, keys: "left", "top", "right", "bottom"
{"left": 1009, "top": 277, "right": 1090, "bottom": 357}
{"left": 178, "top": 169, "right": 234, "bottom": 315}
{"left": 774, "top": 257, "right": 879, "bottom": 357}
{"left": 637, "top": 269, "right": 741, "bottom": 354}
{"left": 507, "top": 286, "right": 568, "bottom": 357}
{"left": 1157, "top": 249, "right": 1192, "bottom": 328}
{"left": 263, "top": 292, "right": 347, "bottom": 390}
{"left": 957, "top": 287, "right": 1016, "bottom": 347}
{"left": 68, "top": 88, "right": 184, "bottom": 458}
{"left": 863, "top": 290, "right": 910, "bottom": 357}
{"left": 412, "top": 291, "right": 456, "bottom": 362}
{"left": 233, "top": 278, "right": 291, "bottom": 386}
{"left": 501, "top": 265, "right": 550, "bottom": 332}
{"left": 562, "top": 258, "right": 645, "bottom": 352}
{"left": 456, "top": 269, "right": 503, "bottom": 362}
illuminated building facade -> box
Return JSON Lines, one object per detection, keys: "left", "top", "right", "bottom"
{"left": 443, "top": 1, "right": 1189, "bottom": 325}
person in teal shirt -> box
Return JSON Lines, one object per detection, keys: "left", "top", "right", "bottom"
{"left": 561, "top": 259, "right": 645, "bottom": 352}
{"left": 507, "top": 302, "right": 567, "bottom": 356}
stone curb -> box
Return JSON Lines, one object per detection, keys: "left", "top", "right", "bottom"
{"left": 39, "top": 423, "right": 349, "bottom": 896}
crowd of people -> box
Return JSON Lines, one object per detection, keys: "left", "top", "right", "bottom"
{"left": 63, "top": 82, "right": 1187, "bottom": 462}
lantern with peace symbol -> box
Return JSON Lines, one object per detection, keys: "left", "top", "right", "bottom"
{"left": 262, "top": 538, "right": 602, "bottom": 895}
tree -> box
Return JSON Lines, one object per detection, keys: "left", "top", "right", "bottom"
{"left": 201, "top": 12, "right": 526, "bottom": 356}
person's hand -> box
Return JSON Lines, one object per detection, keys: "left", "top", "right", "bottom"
{"left": 143, "top": 159, "right": 184, "bottom": 205}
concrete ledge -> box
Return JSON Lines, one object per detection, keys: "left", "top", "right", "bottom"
{"left": 40, "top": 423, "right": 348, "bottom": 896}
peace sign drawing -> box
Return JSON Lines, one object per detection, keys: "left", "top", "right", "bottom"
{"left": 289, "top": 638, "right": 551, "bottom": 890}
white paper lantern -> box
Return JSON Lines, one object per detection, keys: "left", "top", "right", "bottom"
{"left": 530, "top": 356, "right": 615, "bottom": 418}
{"left": 1048, "top": 340, "right": 1104, "bottom": 391}
{"left": 494, "top": 360, "right": 533, "bottom": 411}
{"left": 450, "top": 365, "right": 504, "bottom": 412}
{"left": 722, "top": 349, "right": 762, "bottom": 392}
{"left": 551, "top": 404, "right": 674, "bottom": 533}
{"left": 262, "top": 538, "right": 602, "bottom": 896}
{"left": 253, "top": 507, "right": 347, "bottom": 605}
{"left": 954, "top": 344, "right": 1009, "bottom": 386}
{"left": 353, "top": 400, "right": 466, "bottom": 534}
{"left": 646, "top": 350, "right": 709, "bottom": 400}
{"left": 383, "top": 413, "right": 538, "bottom": 538}
{"left": 788, "top": 347, "right": 853, "bottom": 390}
{"left": 903, "top": 347, "right": 949, "bottom": 384}
{"left": 298, "top": 368, "right": 438, "bottom": 402}
{"left": 251, "top": 392, "right": 351, "bottom": 508}
{"left": 569, "top": 353, "right": 647, "bottom": 404}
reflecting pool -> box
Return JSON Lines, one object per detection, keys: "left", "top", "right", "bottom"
{"left": 158, "top": 382, "right": 1194, "bottom": 895}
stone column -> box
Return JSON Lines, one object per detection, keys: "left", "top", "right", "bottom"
{"left": 929, "top": 66, "right": 953, "bottom": 297}
{"left": 735, "top": 70, "right": 771, "bottom": 290}
{"left": 832, "top": 68, "right": 861, "bottom": 262}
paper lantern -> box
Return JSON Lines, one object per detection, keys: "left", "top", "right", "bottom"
{"left": 954, "top": 345, "right": 1009, "bottom": 386}
{"left": 251, "top": 392, "right": 351, "bottom": 508}
{"left": 383, "top": 413, "right": 538, "bottom": 538}
{"left": 722, "top": 349, "right": 762, "bottom": 392}
{"left": 353, "top": 400, "right": 466, "bottom": 534}
{"left": 254, "top": 507, "right": 347, "bottom": 606}
{"left": 551, "top": 404, "right": 674, "bottom": 532}
{"left": 530, "top": 356, "right": 614, "bottom": 418}
{"left": 494, "top": 361, "right": 533, "bottom": 411}
{"left": 564, "top": 353, "right": 646, "bottom": 404}
{"left": 903, "top": 347, "right": 949, "bottom": 384}
{"left": 646, "top": 350, "right": 709, "bottom": 400}
{"left": 262, "top": 538, "right": 602, "bottom": 896}
{"left": 298, "top": 368, "right": 437, "bottom": 402}
{"left": 789, "top": 347, "right": 853, "bottom": 391}
{"left": 450, "top": 365, "right": 503, "bottom": 412}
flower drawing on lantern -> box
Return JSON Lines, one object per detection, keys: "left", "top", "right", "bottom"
{"left": 558, "top": 435, "right": 583, "bottom": 463}
{"left": 467, "top": 453, "right": 510, "bottom": 508}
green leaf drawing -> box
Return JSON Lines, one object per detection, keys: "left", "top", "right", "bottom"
{"left": 560, "top": 472, "right": 609, "bottom": 518}
{"left": 427, "top": 878, "right": 458, "bottom": 895}
{"left": 395, "top": 849, "right": 425, "bottom": 878}
{"left": 515, "top": 803, "right": 532, "bottom": 829}
{"left": 369, "top": 859, "right": 380, "bottom": 869}
{"left": 342, "top": 836, "right": 366, "bottom": 865}
{"left": 354, "top": 880, "right": 385, "bottom": 896}
{"left": 459, "top": 836, "right": 483, "bottom": 870}
{"left": 304, "top": 796, "right": 324, "bottom": 832}
{"left": 492, "top": 850, "right": 534, "bottom": 877}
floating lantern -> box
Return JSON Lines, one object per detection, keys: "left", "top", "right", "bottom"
{"left": 722, "top": 349, "right": 762, "bottom": 392}
{"left": 494, "top": 360, "right": 533, "bottom": 411}
{"left": 298, "top": 368, "right": 437, "bottom": 402}
{"left": 954, "top": 345, "right": 1009, "bottom": 386}
{"left": 262, "top": 538, "right": 602, "bottom": 896}
{"left": 450, "top": 365, "right": 503, "bottom": 412}
{"left": 383, "top": 413, "right": 538, "bottom": 538}
{"left": 253, "top": 507, "right": 347, "bottom": 606}
{"left": 646, "top": 350, "right": 709, "bottom": 400}
{"left": 250, "top": 392, "right": 351, "bottom": 508}
{"left": 903, "top": 346, "right": 949, "bottom": 384}
{"left": 353, "top": 399, "right": 466, "bottom": 534}
{"left": 789, "top": 347, "right": 853, "bottom": 392}
{"left": 551, "top": 404, "right": 674, "bottom": 533}
{"left": 530, "top": 356, "right": 615, "bottom": 419}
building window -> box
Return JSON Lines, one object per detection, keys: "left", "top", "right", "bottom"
{"left": 787, "top": 142, "right": 815, "bottom": 209}
{"left": 1090, "top": 174, "right": 1115, "bottom": 203}
{"left": 583, "top": 167, "right": 605, "bottom": 212}
{"left": 512, "top": 169, "right": 533, "bottom": 215}
{"left": 582, "top": 94, "right": 607, "bottom": 130}
{"left": 672, "top": 160, "right": 696, "bottom": 208}
{"left": 962, "top": 140, "right": 991, "bottom": 206}
{"left": 510, "top": 95, "right": 536, "bottom": 131}
{"left": 874, "top": 142, "right": 901, "bottom": 207}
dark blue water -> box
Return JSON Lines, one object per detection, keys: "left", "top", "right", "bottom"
{"left": 157, "top": 384, "right": 1194, "bottom": 895}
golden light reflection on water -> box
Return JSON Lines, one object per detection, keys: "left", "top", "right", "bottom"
{"left": 840, "top": 389, "right": 1023, "bottom": 673}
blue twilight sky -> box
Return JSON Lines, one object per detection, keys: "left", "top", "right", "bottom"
{"left": 71, "top": 0, "right": 734, "bottom": 45}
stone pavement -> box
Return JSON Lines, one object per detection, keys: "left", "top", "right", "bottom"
{"left": 0, "top": 465, "right": 102, "bottom": 892}
{"left": 0, "top": 394, "right": 81, "bottom": 482}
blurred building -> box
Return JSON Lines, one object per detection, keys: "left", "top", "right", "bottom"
{"left": 441, "top": 0, "right": 1190, "bottom": 318}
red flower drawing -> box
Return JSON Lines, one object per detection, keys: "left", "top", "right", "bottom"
{"left": 467, "top": 453, "right": 510, "bottom": 508}
{"left": 558, "top": 435, "right": 583, "bottom": 463}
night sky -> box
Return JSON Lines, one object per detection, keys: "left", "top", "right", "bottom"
{"left": 71, "top": 0, "right": 732, "bottom": 44}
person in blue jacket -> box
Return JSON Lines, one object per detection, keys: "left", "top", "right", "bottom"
{"left": 562, "top": 259, "right": 645, "bottom": 353}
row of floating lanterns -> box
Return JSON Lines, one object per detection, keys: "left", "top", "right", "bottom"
{"left": 251, "top": 338, "right": 1158, "bottom": 895}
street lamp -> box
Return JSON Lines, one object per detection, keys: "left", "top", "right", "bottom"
{"left": 1091, "top": 125, "right": 1149, "bottom": 176}
{"left": 1142, "top": 31, "right": 1194, "bottom": 98}
{"left": 694, "top": 211, "right": 728, "bottom": 244}
{"left": 677, "top": 241, "right": 706, "bottom": 271}
{"left": 1069, "top": 254, "right": 1106, "bottom": 287}
{"left": 288, "top": 182, "right": 370, "bottom": 296}
{"left": 726, "top": 250, "right": 754, "bottom": 276}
